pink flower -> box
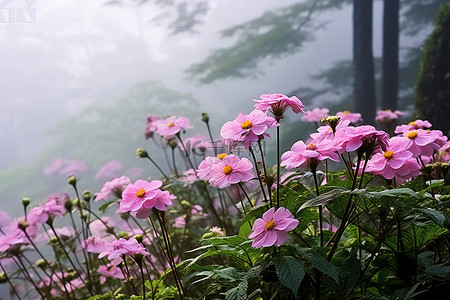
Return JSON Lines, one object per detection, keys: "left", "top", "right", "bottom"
{"left": 437, "top": 141, "right": 450, "bottom": 162}
{"left": 281, "top": 139, "right": 340, "bottom": 170}
{"left": 301, "top": 108, "right": 329, "bottom": 123}
{"left": 27, "top": 194, "right": 66, "bottom": 226}
{"left": 154, "top": 116, "right": 192, "bottom": 137}
{"left": 336, "top": 125, "right": 389, "bottom": 155}
{"left": 145, "top": 115, "right": 160, "bottom": 139}
{"left": 375, "top": 109, "right": 404, "bottom": 123}
{"left": 197, "top": 153, "right": 229, "bottom": 180}
{"left": 81, "top": 236, "right": 108, "bottom": 253}
{"left": 179, "top": 134, "right": 210, "bottom": 154}
{"left": 43, "top": 158, "right": 86, "bottom": 177}
{"left": 248, "top": 207, "right": 298, "bottom": 248}
{"left": 254, "top": 93, "right": 305, "bottom": 120}
{"left": 336, "top": 111, "right": 363, "bottom": 123}
{"left": 366, "top": 137, "right": 420, "bottom": 180}
{"left": 95, "top": 160, "right": 123, "bottom": 180}
{"left": 310, "top": 119, "right": 351, "bottom": 144}
{"left": 173, "top": 216, "right": 186, "bottom": 228}
{"left": 97, "top": 238, "right": 149, "bottom": 265}
{"left": 98, "top": 264, "right": 125, "bottom": 283}
{"left": 95, "top": 176, "right": 131, "bottom": 201}
{"left": 179, "top": 168, "right": 198, "bottom": 182}
{"left": 208, "top": 154, "right": 254, "bottom": 189}
{"left": 402, "top": 129, "right": 441, "bottom": 158}
{"left": 220, "top": 110, "right": 278, "bottom": 150}
{"left": 120, "top": 179, "right": 175, "bottom": 218}
{"left": 395, "top": 119, "right": 433, "bottom": 134}
{"left": 89, "top": 217, "right": 114, "bottom": 238}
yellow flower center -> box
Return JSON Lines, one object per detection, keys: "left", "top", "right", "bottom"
{"left": 343, "top": 110, "right": 350, "bottom": 114}
{"left": 265, "top": 220, "right": 276, "bottom": 230}
{"left": 167, "top": 122, "right": 175, "bottom": 128}
{"left": 135, "top": 188, "right": 146, "bottom": 198}
{"left": 385, "top": 109, "right": 392, "bottom": 112}
{"left": 222, "top": 166, "right": 233, "bottom": 175}
{"left": 383, "top": 151, "right": 394, "bottom": 159}
{"left": 408, "top": 121, "right": 415, "bottom": 126}
{"left": 240, "top": 120, "right": 253, "bottom": 130}
{"left": 217, "top": 153, "right": 228, "bottom": 160}
{"left": 407, "top": 131, "right": 418, "bottom": 139}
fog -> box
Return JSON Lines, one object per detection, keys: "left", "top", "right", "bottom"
{"left": 0, "top": 0, "right": 431, "bottom": 211}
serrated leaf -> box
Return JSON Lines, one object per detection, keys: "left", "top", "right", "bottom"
{"left": 275, "top": 256, "right": 305, "bottom": 295}
{"left": 309, "top": 254, "right": 339, "bottom": 283}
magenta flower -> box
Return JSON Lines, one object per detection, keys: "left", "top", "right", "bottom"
{"left": 120, "top": 179, "right": 175, "bottom": 219}
{"left": 248, "top": 207, "right": 298, "bottom": 248}
{"left": 220, "top": 109, "right": 278, "bottom": 150}
{"left": 281, "top": 139, "right": 340, "bottom": 170}
{"left": 254, "top": 93, "right": 305, "bottom": 120}
{"left": 98, "top": 264, "right": 125, "bottom": 283}
{"left": 395, "top": 119, "right": 433, "bottom": 134}
{"left": 310, "top": 119, "right": 351, "bottom": 144}
{"left": 96, "top": 238, "right": 149, "bottom": 265}
{"left": 301, "top": 108, "right": 329, "bottom": 123}
{"left": 208, "top": 154, "right": 254, "bottom": 189}
{"left": 27, "top": 194, "right": 66, "bottom": 226}
{"left": 145, "top": 115, "right": 160, "bottom": 139}
{"left": 95, "top": 160, "right": 123, "bottom": 180}
{"left": 336, "top": 111, "right": 363, "bottom": 123}
{"left": 366, "top": 137, "right": 420, "bottom": 180}
{"left": 375, "top": 109, "right": 404, "bottom": 123}
{"left": 154, "top": 116, "right": 192, "bottom": 137}
{"left": 95, "top": 175, "right": 131, "bottom": 201}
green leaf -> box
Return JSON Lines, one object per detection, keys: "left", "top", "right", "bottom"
{"left": 275, "top": 256, "right": 306, "bottom": 295}
{"left": 367, "top": 188, "right": 417, "bottom": 199}
{"left": 309, "top": 254, "right": 339, "bottom": 283}
{"left": 298, "top": 187, "right": 349, "bottom": 211}
{"left": 98, "top": 200, "right": 119, "bottom": 214}
{"left": 241, "top": 204, "right": 269, "bottom": 224}
{"left": 417, "top": 208, "right": 445, "bottom": 226}
{"left": 225, "top": 280, "right": 248, "bottom": 300}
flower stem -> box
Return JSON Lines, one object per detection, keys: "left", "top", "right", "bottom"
{"left": 276, "top": 126, "right": 281, "bottom": 209}
{"left": 258, "top": 140, "right": 273, "bottom": 207}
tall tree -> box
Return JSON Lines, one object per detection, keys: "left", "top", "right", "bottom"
{"left": 382, "top": 0, "right": 399, "bottom": 110}
{"left": 353, "top": 0, "right": 376, "bottom": 123}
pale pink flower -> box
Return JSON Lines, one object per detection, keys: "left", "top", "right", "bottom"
{"left": 120, "top": 179, "right": 175, "bottom": 218}
{"left": 248, "top": 207, "right": 298, "bottom": 248}
{"left": 97, "top": 238, "right": 149, "bottom": 265}
{"left": 437, "top": 141, "right": 450, "bottom": 162}
{"left": 281, "top": 139, "right": 340, "bottom": 170}
{"left": 197, "top": 153, "right": 229, "bottom": 180}
{"left": 254, "top": 93, "right": 305, "bottom": 120}
{"left": 145, "top": 115, "right": 160, "bottom": 139}
{"left": 402, "top": 129, "right": 441, "bottom": 158}
{"left": 89, "top": 217, "right": 114, "bottom": 238}
{"left": 335, "top": 125, "right": 389, "bottom": 155}
{"left": 220, "top": 110, "right": 278, "bottom": 150}
{"left": 98, "top": 264, "right": 124, "bottom": 283}
{"left": 375, "top": 109, "right": 404, "bottom": 123}
{"left": 395, "top": 119, "right": 433, "bottom": 134}
{"left": 179, "top": 134, "right": 210, "bottom": 154}
{"left": 27, "top": 194, "right": 66, "bottom": 226}
{"left": 367, "top": 137, "right": 420, "bottom": 180}
{"left": 208, "top": 154, "right": 254, "bottom": 189}
{"left": 310, "top": 119, "right": 351, "bottom": 144}
{"left": 154, "top": 116, "right": 192, "bottom": 137}
{"left": 173, "top": 216, "right": 186, "bottom": 228}
{"left": 95, "top": 176, "right": 131, "bottom": 201}
{"left": 336, "top": 111, "right": 363, "bottom": 123}
{"left": 60, "top": 160, "right": 86, "bottom": 177}
{"left": 81, "top": 236, "right": 108, "bottom": 253}
{"left": 95, "top": 160, "right": 123, "bottom": 180}
{"left": 179, "top": 168, "right": 198, "bottom": 182}
{"left": 301, "top": 108, "right": 329, "bottom": 123}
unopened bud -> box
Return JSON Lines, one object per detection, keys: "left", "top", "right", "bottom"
{"left": 18, "top": 219, "right": 29, "bottom": 232}
{"left": 134, "top": 234, "right": 144, "bottom": 244}
{"left": 120, "top": 213, "right": 130, "bottom": 221}
{"left": 136, "top": 148, "right": 148, "bottom": 158}
{"left": 181, "top": 200, "right": 192, "bottom": 208}
{"left": 65, "top": 199, "right": 73, "bottom": 211}
{"left": 201, "top": 112, "right": 209, "bottom": 123}
{"left": 68, "top": 175, "right": 77, "bottom": 186}
{"left": 83, "top": 190, "right": 91, "bottom": 202}
{"left": 49, "top": 237, "right": 58, "bottom": 245}
{"left": 168, "top": 138, "right": 178, "bottom": 149}
{"left": 22, "top": 197, "right": 30, "bottom": 208}
{"left": 36, "top": 259, "right": 47, "bottom": 269}
{"left": 118, "top": 231, "right": 130, "bottom": 239}
{"left": 0, "top": 272, "right": 7, "bottom": 284}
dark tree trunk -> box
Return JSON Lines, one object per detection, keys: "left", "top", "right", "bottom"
{"left": 382, "top": 0, "right": 399, "bottom": 110}
{"left": 353, "top": 0, "right": 376, "bottom": 124}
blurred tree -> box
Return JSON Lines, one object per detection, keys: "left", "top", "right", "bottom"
{"left": 382, "top": 0, "right": 399, "bottom": 111}
{"left": 414, "top": 3, "right": 450, "bottom": 135}
{"left": 353, "top": 0, "right": 376, "bottom": 123}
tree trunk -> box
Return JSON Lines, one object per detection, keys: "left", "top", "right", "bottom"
{"left": 353, "top": 0, "right": 376, "bottom": 124}
{"left": 382, "top": 0, "right": 399, "bottom": 110}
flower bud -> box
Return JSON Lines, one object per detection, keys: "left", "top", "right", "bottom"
{"left": 168, "top": 138, "right": 178, "bottom": 149}
{"left": 134, "top": 234, "right": 144, "bottom": 244}
{"left": 65, "top": 198, "right": 73, "bottom": 212}
{"left": 136, "top": 148, "right": 149, "bottom": 158}
{"left": 118, "top": 231, "right": 130, "bottom": 239}
{"left": 181, "top": 200, "right": 192, "bottom": 208}
{"left": 18, "top": 219, "right": 29, "bottom": 232}
{"left": 68, "top": 175, "right": 77, "bottom": 186}
{"left": 22, "top": 197, "right": 30, "bottom": 208}
{"left": 201, "top": 112, "right": 209, "bottom": 123}
{"left": 83, "top": 190, "right": 91, "bottom": 202}
{"left": 49, "top": 237, "right": 58, "bottom": 245}
{"left": 0, "top": 273, "right": 7, "bottom": 284}
{"left": 36, "top": 259, "right": 48, "bottom": 269}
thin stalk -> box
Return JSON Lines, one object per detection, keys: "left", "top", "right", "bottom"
{"left": 176, "top": 133, "right": 197, "bottom": 176}
{"left": 238, "top": 183, "right": 254, "bottom": 208}
{"left": 258, "top": 140, "right": 273, "bottom": 207}
{"left": 15, "top": 256, "right": 45, "bottom": 299}
{"left": 205, "top": 120, "right": 218, "bottom": 156}
{"left": 146, "top": 155, "right": 170, "bottom": 181}
{"left": 276, "top": 126, "right": 281, "bottom": 208}
{"left": 171, "top": 147, "right": 179, "bottom": 176}
{"left": 311, "top": 166, "right": 323, "bottom": 247}
{"left": 0, "top": 261, "right": 23, "bottom": 300}
{"left": 249, "top": 147, "right": 268, "bottom": 203}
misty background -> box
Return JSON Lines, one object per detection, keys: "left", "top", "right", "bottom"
{"left": 0, "top": 0, "right": 442, "bottom": 215}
